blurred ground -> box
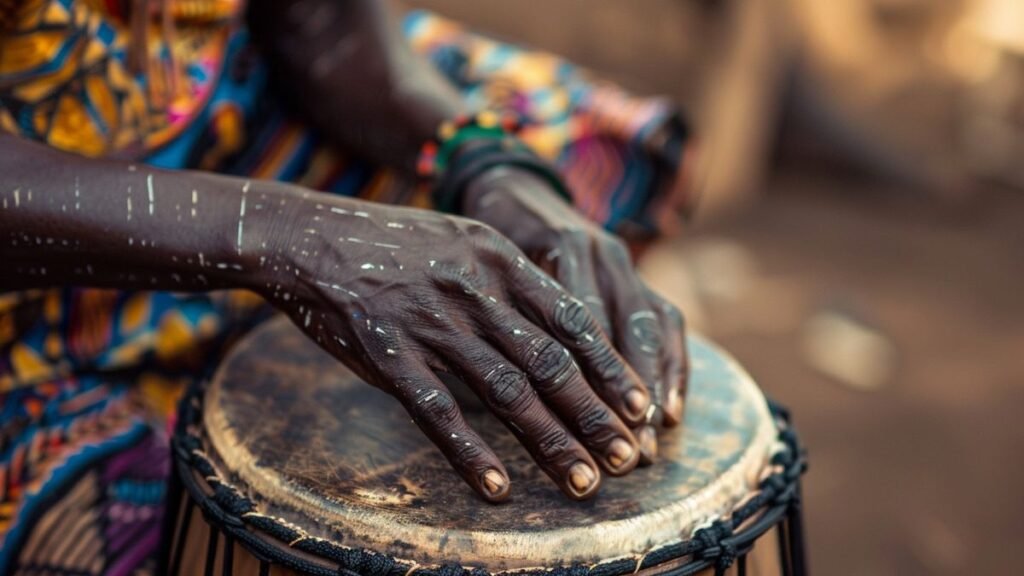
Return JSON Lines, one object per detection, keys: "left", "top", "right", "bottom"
{"left": 651, "top": 173, "right": 1024, "bottom": 575}
{"left": 403, "top": 1, "right": 1023, "bottom": 573}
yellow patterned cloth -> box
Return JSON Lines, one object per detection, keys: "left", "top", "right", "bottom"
{"left": 0, "top": 0, "right": 242, "bottom": 157}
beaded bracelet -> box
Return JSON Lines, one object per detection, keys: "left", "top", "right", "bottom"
{"left": 417, "top": 111, "right": 573, "bottom": 213}
{"left": 416, "top": 111, "right": 522, "bottom": 179}
{"left": 433, "top": 139, "right": 574, "bottom": 214}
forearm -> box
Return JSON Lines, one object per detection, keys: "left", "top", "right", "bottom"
{"left": 247, "top": 0, "right": 463, "bottom": 175}
{"left": 0, "top": 135, "right": 278, "bottom": 293}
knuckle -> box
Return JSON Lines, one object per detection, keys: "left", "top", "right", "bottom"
{"left": 431, "top": 265, "right": 480, "bottom": 295}
{"left": 525, "top": 339, "right": 576, "bottom": 389}
{"left": 418, "top": 389, "right": 460, "bottom": 423}
{"left": 626, "top": 310, "right": 664, "bottom": 356}
{"left": 592, "top": 347, "right": 626, "bottom": 383}
{"left": 534, "top": 425, "right": 571, "bottom": 461}
{"left": 486, "top": 369, "right": 532, "bottom": 415}
{"left": 553, "top": 295, "right": 594, "bottom": 338}
{"left": 575, "top": 404, "right": 613, "bottom": 438}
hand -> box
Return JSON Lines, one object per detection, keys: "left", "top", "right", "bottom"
{"left": 251, "top": 187, "right": 653, "bottom": 501}
{"left": 462, "top": 166, "right": 688, "bottom": 463}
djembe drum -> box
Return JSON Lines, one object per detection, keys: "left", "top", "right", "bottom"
{"left": 163, "top": 317, "right": 807, "bottom": 576}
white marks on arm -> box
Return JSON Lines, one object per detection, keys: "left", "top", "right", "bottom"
{"left": 315, "top": 280, "right": 360, "bottom": 299}
{"left": 237, "top": 181, "right": 250, "bottom": 255}
{"left": 338, "top": 236, "right": 401, "bottom": 250}
{"left": 146, "top": 174, "right": 155, "bottom": 215}
{"left": 329, "top": 206, "right": 370, "bottom": 218}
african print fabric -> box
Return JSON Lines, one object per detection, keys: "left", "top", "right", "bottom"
{"left": 0, "top": 6, "right": 691, "bottom": 575}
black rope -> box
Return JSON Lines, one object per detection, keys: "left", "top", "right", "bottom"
{"left": 168, "top": 379, "right": 808, "bottom": 576}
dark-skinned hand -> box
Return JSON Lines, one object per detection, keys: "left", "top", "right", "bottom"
{"left": 254, "top": 187, "right": 653, "bottom": 501}
{"left": 0, "top": 137, "right": 652, "bottom": 503}
{"left": 463, "top": 166, "right": 688, "bottom": 463}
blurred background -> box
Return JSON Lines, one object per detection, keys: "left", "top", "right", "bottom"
{"left": 399, "top": 1, "right": 1023, "bottom": 574}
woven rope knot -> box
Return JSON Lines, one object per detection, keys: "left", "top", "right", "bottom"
{"left": 760, "top": 473, "right": 787, "bottom": 497}
{"left": 716, "top": 539, "right": 738, "bottom": 572}
{"left": 337, "top": 548, "right": 397, "bottom": 576}
{"left": 694, "top": 520, "right": 736, "bottom": 571}
{"left": 771, "top": 449, "right": 795, "bottom": 468}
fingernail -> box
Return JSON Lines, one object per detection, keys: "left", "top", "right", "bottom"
{"left": 625, "top": 389, "right": 649, "bottom": 419}
{"left": 666, "top": 388, "right": 684, "bottom": 423}
{"left": 482, "top": 469, "right": 508, "bottom": 497}
{"left": 568, "top": 461, "right": 597, "bottom": 495}
{"left": 607, "top": 437, "right": 635, "bottom": 470}
{"left": 638, "top": 426, "right": 657, "bottom": 463}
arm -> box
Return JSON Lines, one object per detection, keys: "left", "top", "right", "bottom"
{"left": 0, "top": 134, "right": 258, "bottom": 293}
{"left": 246, "top": 0, "right": 462, "bottom": 175}
{"left": 0, "top": 133, "right": 651, "bottom": 501}
{"left": 247, "top": 0, "right": 689, "bottom": 458}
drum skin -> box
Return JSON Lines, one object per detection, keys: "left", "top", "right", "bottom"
{"left": 169, "top": 316, "right": 785, "bottom": 575}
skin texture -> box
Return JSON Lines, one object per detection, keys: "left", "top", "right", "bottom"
{"left": 0, "top": 135, "right": 647, "bottom": 501}
{"left": 464, "top": 168, "right": 689, "bottom": 462}
{"left": 0, "top": 0, "right": 689, "bottom": 501}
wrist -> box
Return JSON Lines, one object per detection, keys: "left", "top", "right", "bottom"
{"left": 462, "top": 165, "right": 570, "bottom": 214}
{"left": 434, "top": 140, "right": 573, "bottom": 215}
{"left": 241, "top": 183, "right": 309, "bottom": 297}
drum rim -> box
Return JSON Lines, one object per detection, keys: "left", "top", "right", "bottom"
{"left": 201, "top": 322, "right": 777, "bottom": 567}
{"left": 169, "top": 318, "right": 808, "bottom": 575}
{"left": 171, "top": 393, "right": 806, "bottom": 576}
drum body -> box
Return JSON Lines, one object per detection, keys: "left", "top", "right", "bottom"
{"left": 163, "top": 317, "right": 807, "bottom": 576}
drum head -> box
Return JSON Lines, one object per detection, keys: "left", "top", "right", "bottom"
{"left": 202, "top": 317, "right": 776, "bottom": 571}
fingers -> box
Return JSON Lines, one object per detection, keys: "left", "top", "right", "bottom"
{"left": 578, "top": 242, "right": 666, "bottom": 465}
{"left": 389, "top": 366, "right": 511, "bottom": 502}
{"left": 593, "top": 243, "right": 673, "bottom": 426}
{"left": 506, "top": 256, "right": 652, "bottom": 429}
{"left": 646, "top": 286, "right": 688, "bottom": 427}
{"left": 432, "top": 334, "right": 605, "bottom": 499}
{"left": 544, "top": 234, "right": 613, "bottom": 336}
{"left": 472, "top": 305, "right": 641, "bottom": 476}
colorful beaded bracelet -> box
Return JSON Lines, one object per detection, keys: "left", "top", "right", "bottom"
{"left": 418, "top": 111, "right": 573, "bottom": 213}
{"left": 416, "top": 111, "right": 523, "bottom": 179}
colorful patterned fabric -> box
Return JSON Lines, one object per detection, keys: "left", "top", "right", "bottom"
{"left": 0, "top": 0, "right": 243, "bottom": 157}
{"left": 0, "top": 6, "right": 689, "bottom": 575}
